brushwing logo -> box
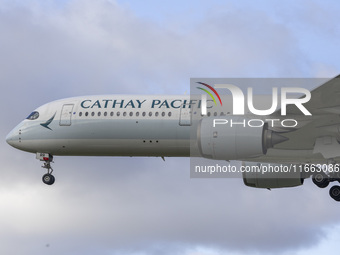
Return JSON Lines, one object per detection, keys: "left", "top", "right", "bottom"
{"left": 196, "top": 82, "right": 223, "bottom": 106}
{"left": 40, "top": 113, "right": 56, "bottom": 130}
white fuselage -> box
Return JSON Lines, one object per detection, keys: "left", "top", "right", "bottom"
{"left": 6, "top": 94, "right": 327, "bottom": 163}
{"left": 6, "top": 95, "right": 192, "bottom": 157}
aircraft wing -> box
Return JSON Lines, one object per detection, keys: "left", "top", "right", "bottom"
{"left": 284, "top": 75, "right": 340, "bottom": 115}
{"left": 272, "top": 75, "right": 340, "bottom": 158}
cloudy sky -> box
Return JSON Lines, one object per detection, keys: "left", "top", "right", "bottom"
{"left": 1, "top": 0, "right": 340, "bottom": 254}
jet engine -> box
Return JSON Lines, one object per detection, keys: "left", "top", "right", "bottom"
{"left": 197, "top": 116, "right": 287, "bottom": 160}
{"left": 242, "top": 161, "right": 304, "bottom": 189}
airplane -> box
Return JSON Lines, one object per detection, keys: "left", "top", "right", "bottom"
{"left": 6, "top": 76, "right": 340, "bottom": 202}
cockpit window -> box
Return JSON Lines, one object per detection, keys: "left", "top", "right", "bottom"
{"left": 26, "top": 111, "right": 39, "bottom": 120}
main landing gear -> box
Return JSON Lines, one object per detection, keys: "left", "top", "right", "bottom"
{"left": 36, "top": 153, "right": 55, "bottom": 185}
{"left": 329, "top": 185, "right": 340, "bottom": 201}
{"left": 312, "top": 168, "right": 340, "bottom": 201}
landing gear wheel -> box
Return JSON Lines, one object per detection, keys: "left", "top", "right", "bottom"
{"left": 312, "top": 172, "right": 329, "bottom": 188}
{"left": 329, "top": 185, "right": 340, "bottom": 201}
{"left": 42, "top": 174, "right": 55, "bottom": 185}
{"left": 38, "top": 153, "right": 55, "bottom": 186}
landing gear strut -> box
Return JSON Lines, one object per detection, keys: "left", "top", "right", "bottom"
{"left": 36, "top": 153, "right": 55, "bottom": 185}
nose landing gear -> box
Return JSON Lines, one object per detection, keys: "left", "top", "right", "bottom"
{"left": 36, "top": 153, "right": 55, "bottom": 185}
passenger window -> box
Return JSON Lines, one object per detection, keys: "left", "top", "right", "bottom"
{"left": 85, "top": 112, "right": 89, "bottom": 117}
{"left": 142, "top": 112, "right": 146, "bottom": 117}
{"left": 155, "top": 112, "right": 159, "bottom": 117}
{"left": 149, "top": 112, "right": 152, "bottom": 117}
{"left": 123, "top": 112, "right": 127, "bottom": 117}
{"left": 104, "top": 112, "right": 107, "bottom": 117}
{"left": 162, "top": 112, "right": 165, "bottom": 117}
{"left": 26, "top": 111, "right": 39, "bottom": 120}
{"left": 117, "top": 112, "right": 120, "bottom": 116}
{"left": 136, "top": 112, "right": 140, "bottom": 117}
{"left": 91, "top": 112, "right": 95, "bottom": 116}
{"left": 98, "top": 112, "right": 101, "bottom": 117}
{"left": 110, "top": 112, "right": 114, "bottom": 116}
{"left": 168, "top": 112, "right": 172, "bottom": 117}
{"left": 79, "top": 112, "right": 82, "bottom": 117}
{"left": 129, "top": 112, "right": 133, "bottom": 117}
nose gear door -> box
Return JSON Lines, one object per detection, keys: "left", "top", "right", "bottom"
{"left": 60, "top": 104, "right": 74, "bottom": 126}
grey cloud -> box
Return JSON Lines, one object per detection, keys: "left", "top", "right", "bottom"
{"left": 1, "top": 1, "right": 340, "bottom": 255}
{"left": 0, "top": 155, "right": 338, "bottom": 255}
{"left": 0, "top": 0, "right": 311, "bottom": 101}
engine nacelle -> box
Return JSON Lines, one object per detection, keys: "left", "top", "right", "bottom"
{"left": 242, "top": 161, "right": 304, "bottom": 189}
{"left": 197, "top": 116, "right": 287, "bottom": 160}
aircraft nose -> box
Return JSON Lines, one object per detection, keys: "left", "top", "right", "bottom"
{"left": 6, "top": 125, "right": 21, "bottom": 148}
{"left": 6, "top": 122, "right": 36, "bottom": 153}
{"left": 6, "top": 132, "right": 10, "bottom": 144}
{"left": 6, "top": 129, "right": 16, "bottom": 147}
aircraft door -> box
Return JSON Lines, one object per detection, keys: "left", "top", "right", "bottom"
{"left": 179, "top": 104, "right": 191, "bottom": 126}
{"left": 60, "top": 104, "right": 74, "bottom": 126}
